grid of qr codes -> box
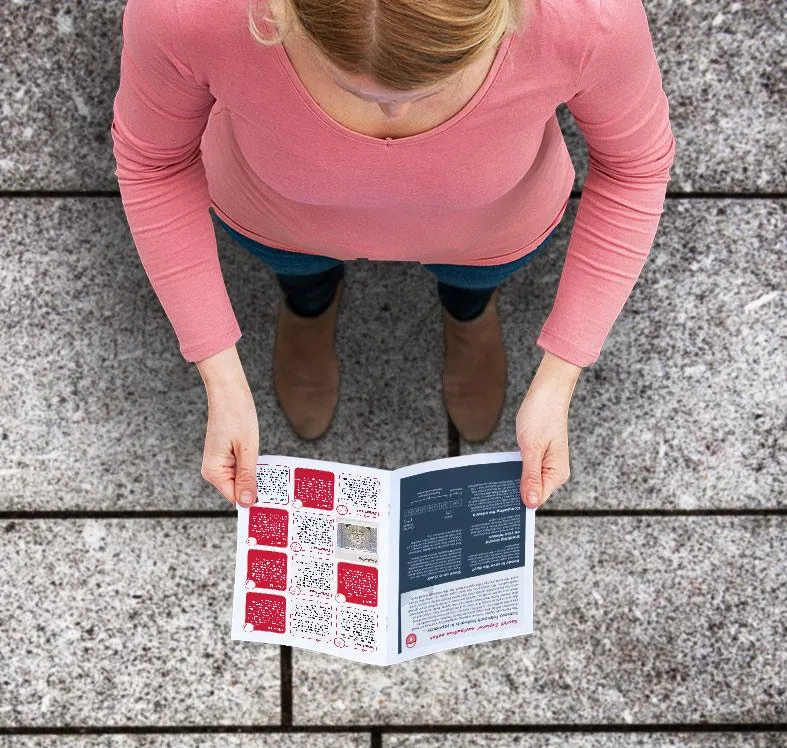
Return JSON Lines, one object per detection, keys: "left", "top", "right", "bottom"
{"left": 242, "top": 464, "right": 381, "bottom": 651}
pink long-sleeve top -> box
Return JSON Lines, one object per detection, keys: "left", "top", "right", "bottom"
{"left": 111, "top": 0, "right": 676, "bottom": 367}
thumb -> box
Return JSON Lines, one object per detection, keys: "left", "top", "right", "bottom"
{"left": 520, "top": 444, "right": 545, "bottom": 508}
{"left": 233, "top": 440, "right": 259, "bottom": 507}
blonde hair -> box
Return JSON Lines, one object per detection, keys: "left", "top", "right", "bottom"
{"left": 248, "top": 0, "right": 526, "bottom": 90}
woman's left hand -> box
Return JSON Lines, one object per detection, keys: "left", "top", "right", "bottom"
{"left": 517, "top": 352, "right": 582, "bottom": 509}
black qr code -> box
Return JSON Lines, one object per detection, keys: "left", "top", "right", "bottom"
{"left": 256, "top": 465, "right": 290, "bottom": 504}
{"left": 294, "top": 557, "right": 333, "bottom": 594}
{"left": 289, "top": 601, "right": 334, "bottom": 639}
{"left": 338, "top": 474, "right": 380, "bottom": 513}
{"left": 339, "top": 606, "right": 377, "bottom": 649}
{"left": 292, "top": 513, "right": 334, "bottom": 551}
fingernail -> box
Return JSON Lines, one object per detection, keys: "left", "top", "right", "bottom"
{"left": 240, "top": 491, "right": 253, "bottom": 505}
{"left": 526, "top": 491, "right": 539, "bottom": 506}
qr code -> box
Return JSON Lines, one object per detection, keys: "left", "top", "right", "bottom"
{"left": 248, "top": 507, "right": 289, "bottom": 547}
{"left": 294, "top": 468, "right": 335, "bottom": 511}
{"left": 245, "top": 592, "right": 286, "bottom": 634}
{"left": 337, "top": 562, "right": 378, "bottom": 607}
{"left": 338, "top": 473, "right": 380, "bottom": 515}
{"left": 247, "top": 549, "right": 288, "bottom": 591}
{"left": 293, "top": 556, "right": 334, "bottom": 595}
{"left": 256, "top": 465, "right": 290, "bottom": 505}
{"left": 339, "top": 606, "right": 377, "bottom": 649}
{"left": 292, "top": 512, "right": 335, "bottom": 553}
{"left": 289, "top": 601, "right": 334, "bottom": 640}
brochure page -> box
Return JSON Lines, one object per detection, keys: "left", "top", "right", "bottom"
{"left": 231, "top": 455, "right": 391, "bottom": 666}
{"left": 387, "top": 452, "right": 534, "bottom": 664}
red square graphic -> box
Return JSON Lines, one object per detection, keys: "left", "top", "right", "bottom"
{"left": 248, "top": 506, "right": 289, "bottom": 547}
{"left": 245, "top": 592, "right": 286, "bottom": 633}
{"left": 247, "top": 549, "right": 288, "bottom": 591}
{"left": 337, "top": 562, "right": 378, "bottom": 607}
{"left": 294, "top": 468, "right": 335, "bottom": 511}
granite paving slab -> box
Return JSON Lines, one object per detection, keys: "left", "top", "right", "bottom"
{"left": 0, "top": 737, "right": 367, "bottom": 748}
{"left": 559, "top": 0, "right": 787, "bottom": 193}
{"left": 386, "top": 736, "right": 786, "bottom": 748}
{"left": 0, "top": 518, "right": 278, "bottom": 727}
{"left": 0, "top": 0, "right": 124, "bottom": 191}
{"left": 644, "top": 0, "right": 786, "bottom": 193}
{"left": 462, "top": 199, "right": 786, "bottom": 510}
{"left": 0, "top": 198, "right": 447, "bottom": 511}
{"left": 1, "top": 1, "right": 783, "bottom": 193}
{"left": 293, "top": 517, "right": 786, "bottom": 725}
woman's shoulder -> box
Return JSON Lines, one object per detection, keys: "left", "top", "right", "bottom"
{"left": 514, "top": 0, "right": 645, "bottom": 71}
{"left": 165, "top": 0, "right": 265, "bottom": 74}
{"left": 508, "top": 0, "right": 601, "bottom": 76}
{"left": 176, "top": 0, "right": 252, "bottom": 36}
{"left": 534, "top": 0, "right": 651, "bottom": 40}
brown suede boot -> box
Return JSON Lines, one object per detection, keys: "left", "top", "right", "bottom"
{"left": 442, "top": 290, "right": 506, "bottom": 443}
{"left": 273, "top": 283, "right": 342, "bottom": 440}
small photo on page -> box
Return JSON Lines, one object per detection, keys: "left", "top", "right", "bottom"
{"left": 336, "top": 521, "right": 378, "bottom": 561}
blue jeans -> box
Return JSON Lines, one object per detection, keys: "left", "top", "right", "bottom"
{"left": 210, "top": 209, "right": 559, "bottom": 318}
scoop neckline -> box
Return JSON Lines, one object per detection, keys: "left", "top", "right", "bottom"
{"left": 270, "top": 27, "right": 513, "bottom": 146}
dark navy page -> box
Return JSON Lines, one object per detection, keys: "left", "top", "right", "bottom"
{"left": 396, "top": 459, "right": 527, "bottom": 655}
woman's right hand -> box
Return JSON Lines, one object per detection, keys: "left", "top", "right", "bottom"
{"left": 196, "top": 346, "right": 259, "bottom": 507}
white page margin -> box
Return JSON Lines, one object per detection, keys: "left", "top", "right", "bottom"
{"left": 384, "top": 470, "right": 401, "bottom": 665}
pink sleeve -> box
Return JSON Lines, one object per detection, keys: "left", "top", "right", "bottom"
{"left": 111, "top": 0, "right": 242, "bottom": 363}
{"left": 535, "top": 0, "right": 677, "bottom": 368}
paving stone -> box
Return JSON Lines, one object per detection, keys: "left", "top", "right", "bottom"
{"left": 644, "top": 0, "right": 786, "bottom": 193}
{"left": 462, "top": 199, "right": 786, "bottom": 510}
{"left": 293, "top": 517, "right": 786, "bottom": 724}
{"left": 0, "top": 198, "right": 447, "bottom": 510}
{"left": 0, "top": 518, "right": 279, "bottom": 726}
{"left": 386, "top": 736, "right": 786, "bottom": 748}
{"left": 0, "top": 0, "right": 125, "bottom": 191}
{"left": 560, "top": 0, "right": 786, "bottom": 193}
{"left": 1, "top": 1, "right": 783, "bottom": 192}
{"left": 0, "top": 736, "right": 367, "bottom": 748}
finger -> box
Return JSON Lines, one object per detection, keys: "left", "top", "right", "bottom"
{"left": 520, "top": 444, "right": 546, "bottom": 508}
{"left": 541, "top": 471, "right": 569, "bottom": 503}
{"left": 233, "top": 437, "right": 259, "bottom": 507}
{"left": 540, "top": 477, "right": 559, "bottom": 507}
{"left": 541, "top": 461, "right": 571, "bottom": 507}
{"left": 202, "top": 468, "right": 236, "bottom": 507}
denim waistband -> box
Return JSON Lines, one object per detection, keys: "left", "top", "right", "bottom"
{"left": 211, "top": 208, "right": 559, "bottom": 288}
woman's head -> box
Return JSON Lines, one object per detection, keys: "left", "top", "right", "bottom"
{"left": 248, "top": 0, "right": 526, "bottom": 92}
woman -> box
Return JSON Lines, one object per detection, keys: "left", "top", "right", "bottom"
{"left": 111, "top": 0, "right": 676, "bottom": 510}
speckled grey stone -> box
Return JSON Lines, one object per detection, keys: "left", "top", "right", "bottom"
{"left": 383, "top": 732, "right": 784, "bottom": 748}
{"left": 462, "top": 199, "right": 786, "bottom": 510}
{"left": 0, "top": 0, "right": 125, "bottom": 190}
{"left": 385, "top": 736, "right": 787, "bottom": 748}
{"left": 293, "top": 517, "right": 786, "bottom": 724}
{"left": 0, "top": 1, "right": 784, "bottom": 192}
{"left": 0, "top": 518, "right": 278, "bottom": 726}
{"left": 560, "top": 0, "right": 787, "bottom": 193}
{"left": 646, "top": 0, "right": 786, "bottom": 193}
{"left": 0, "top": 198, "right": 447, "bottom": 510}
{"left": 0, "top": 737, "right": 367, "bottom": 748}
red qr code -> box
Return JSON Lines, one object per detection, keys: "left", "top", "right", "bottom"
{"left": 247, "top": 550, "right": 288, "bottom": 591}
{"left": 294, "top": 468, "right": 335, "bottom": 511}
{"left": 337, "top": 562, "right": 378, "bottom": 607}
{"left": 245, "top": 592, "right": 286, "bottom": 633}
{"left": 248, "top": 507, "right": 289, "bottom": 547}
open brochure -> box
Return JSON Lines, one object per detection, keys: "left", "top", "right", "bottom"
{"left": 231, "top": 451, "right": 535, "bottom": 665}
